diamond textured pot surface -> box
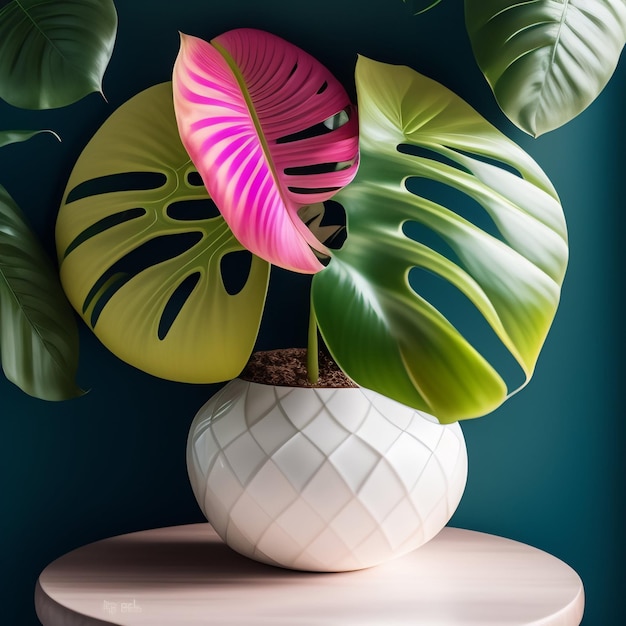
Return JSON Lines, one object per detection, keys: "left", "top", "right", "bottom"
{"left": 187, "top": 379, "right": 467, "bottom": 572}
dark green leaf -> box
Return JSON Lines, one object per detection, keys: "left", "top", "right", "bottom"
{"left": 0, "top": 0, "right": 117, "bottom": 109}
{"left": 0, "top": 129, "right": 60, "bottom": 149}
{"left": 0, "top": 185, "right": 82, "bottom": 400}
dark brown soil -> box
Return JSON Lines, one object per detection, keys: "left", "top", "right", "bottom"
{"left": 240, "top": 348, "right": 358, "bottom": 388}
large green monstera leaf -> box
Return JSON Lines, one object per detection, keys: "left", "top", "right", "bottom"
{"left": 0, "top": 0, "right": 117, "bottom": 109}
{"left": 1, "top": 128, "right": 81, "bottom": 400}
{"left": 312, "top": 56, "right": 568, "bottom": 423}
{"left": 465, "top": 0, "right": 626, "bottom": 137}
{"left": 56, "top": 83, "right": 270, "bottom": 383}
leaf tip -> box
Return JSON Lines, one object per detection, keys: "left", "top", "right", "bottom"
{"left": 49, "top": 383, "right": 89, "bottom": 402}
{"left": 43, "top": 129, "right": 62, "bottom": 143}
{"left": 178, "top": 31, "right": 192, "bottom": 47}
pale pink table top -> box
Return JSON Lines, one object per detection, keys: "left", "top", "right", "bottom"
{"left": 35, "top": 523, "right": 584, "bottom": 625}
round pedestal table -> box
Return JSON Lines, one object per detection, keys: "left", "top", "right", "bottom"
{"left": 35, "top": 523, "right": 584, "bottom": 625}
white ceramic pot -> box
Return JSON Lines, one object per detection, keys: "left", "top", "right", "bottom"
{"left": 187, "top": 378, "right": 467, "bottom": 572}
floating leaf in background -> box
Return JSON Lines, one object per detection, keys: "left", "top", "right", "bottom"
{"left": 312, "top": 56, "right": 568, "bottom": 423}
{"left": 56, "top": 83, "right": 270, "bottom": 383}
{"left": 0, "top": 0, "right": 118, "bottom": 109}
{"left": 465, "top": 0, "right": 626, "bottom": 137}
{"left": 403, "top": 0, "right": 443, "bottom": 16}
{"left": 0, "top": 182, "right": 82, "bottom": 401}
{"left": 0, "top": 129, "right": 60, "bottom": 149}
{"left": 173, "top": 28, "right": 359, "bottom": 274}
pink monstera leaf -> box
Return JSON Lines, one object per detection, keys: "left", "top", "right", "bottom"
{"left": 173, "top": 28, "right": 359, "bottom": 274}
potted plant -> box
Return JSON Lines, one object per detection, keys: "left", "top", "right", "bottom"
{"left": 53, "top": 26, "right": 570, "bottom": 571}
{"left": 2, "top": 0, "right": 624, "bottom": 574}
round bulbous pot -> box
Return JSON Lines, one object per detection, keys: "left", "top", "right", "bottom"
{"left": 187, "top": 353, "right": 467, "bottom": 572}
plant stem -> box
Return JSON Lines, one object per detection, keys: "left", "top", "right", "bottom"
{"left": 307, "top": 288, "right": 319, "bottom": 385}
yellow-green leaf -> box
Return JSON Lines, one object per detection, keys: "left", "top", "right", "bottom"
{"left": 56, "top": 83, "right": 270, "bottom": 383}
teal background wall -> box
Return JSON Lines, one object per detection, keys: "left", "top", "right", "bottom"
{"left": 1, "top": 1, "right": 623, "bottom": 624}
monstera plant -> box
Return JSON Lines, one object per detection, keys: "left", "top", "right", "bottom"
{"left": 1, "top": 0, "right": 620, "bottom": 577}
{"left": 55, "top": 28, "right": 568, "bottom": 424}
{"left": 3, "top": 0, "right": 624, "bottom": 416}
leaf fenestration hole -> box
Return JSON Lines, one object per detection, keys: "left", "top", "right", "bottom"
{"left": 85, "top": 273, "right": 131, "bottom": 327}
{"left": 404, "top": 176, "right": 503, "bottom": 242}
{"left": 453, "top": 148, "right": 523, "bottom": 178}
{"left": 65, "top": 172, "right": 166, "bottom": 204}
{"left": 158, "top": 272, "right": 201, "bottom": 340}
{"left": 317, "top": 81, "right": 328, "bottom": 95}
{"left": 323, "top": 108, "right": 350, "bottom": 130}
{"left": 398, "top": 144, "right": 470, "bottom": 173}
{"left": 167, "top": 199, "right": 220, "bottom": 221}
{"left": 285, "top": 163, "right": 341, "bottom": 176}
{"left": 402, "top": 221, "right": 461, "bottom": 265}
{"left": 408, "top": 266, "right": 526, "bottom": 392}
{"left": 220, "top": 250, "right": 253, "bottom": 296}
{"left": 83, "top": 232, "right": 204, "bottom": 326}
{"left": 288, "top": 186, "right": 340, "bottom": 195}
{"left": 276, "top": 107, "right": 352, "bottom": 144}
{"left": 64, "top": 207, "right": 146, "bottom": 258}
{"left": 398, "top": 143, "right": 523, "bottom": 179}
{"left": 186, "top": 171, "right": 204, "bottom": 186}
{"left": 284, "top": 159, "right": 356, "bottom": 176}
